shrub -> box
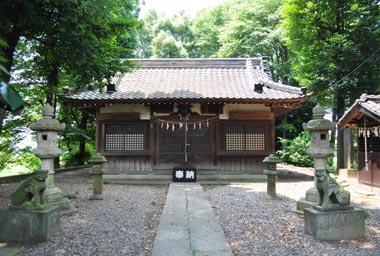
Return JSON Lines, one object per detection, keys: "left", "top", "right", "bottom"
{"left": 277, "top": 131, "right": 313, "bottom": 167}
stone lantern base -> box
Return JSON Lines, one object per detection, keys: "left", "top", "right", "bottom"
{"left": 304, "top": 207, "right": 368, "bottom": 240}
{"left": 0, "top": 207, "right": 60, "bottom": 243}
{"left": 293, "top": 187, "right": 319, "bottom": 214}
{"left": 45, "top": 186, "right": 77, "bottom": 216}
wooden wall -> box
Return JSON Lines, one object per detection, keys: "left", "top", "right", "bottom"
{"left": 106, "top": 156, "right": 153, "bottom": 174}
{"left": 217, "top": 156, "right": 267, "bottom": 174}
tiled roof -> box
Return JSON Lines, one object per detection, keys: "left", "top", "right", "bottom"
{"left": 338, "top": 94, "right": 380, "bottom": 127}
{"left": 64, "top": 58, "right": 308, "bottom": 105}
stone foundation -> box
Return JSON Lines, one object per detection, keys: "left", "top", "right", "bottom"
{"left": 293, "top": 198, "right": 318, "bottom": 214}
{"left": 0, "top": 207, "right": 60, "bottom": 243}
{"left": 304, "top": 207, "right": 368, "bottom": 240}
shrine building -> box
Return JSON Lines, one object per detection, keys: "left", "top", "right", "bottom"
{"left": 338, "top": 94, "right": 380, "bottom": 187}
{"left": 63, "top": 58, "right": 309, "bottom": 180}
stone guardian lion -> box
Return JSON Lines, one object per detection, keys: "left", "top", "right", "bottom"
{"left": 10, "top": 170, "right": 48, "bottom": 210}
{"left": 315, "top": 168, "right": 350, "bottom": 209}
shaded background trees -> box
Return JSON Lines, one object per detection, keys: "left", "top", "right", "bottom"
{"left": 0, "top": 0, "right": 140, "bottom": 170}
{"left": 283, "top": 0, "right": 380, "bottom": 169}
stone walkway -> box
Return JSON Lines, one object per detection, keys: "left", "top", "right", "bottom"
{"left": 152, "top": 183, "right": 232, "bottom": 256}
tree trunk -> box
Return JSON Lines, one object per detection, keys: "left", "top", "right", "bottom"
{"left": 343, "top": 128, "right": 354, "bottom": 169}
{"left": 0, "top": 108, "right": 6, "bottom": 134}
{"left": 336, "top": 90, "right": 345, "bottom": 172}
{"left": 77, "top": 112, "right": 90, "bottom": 165}
{"left": 46, "top": 65, "right": 59, "bottom": 106}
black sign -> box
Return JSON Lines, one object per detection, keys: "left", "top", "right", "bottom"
{"left": 173, "top": 167, "right": 196, "bottom": 182}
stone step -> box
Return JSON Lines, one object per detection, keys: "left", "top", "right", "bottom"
{"left": 104, "top": 173, "right": 267, "bottom": 185}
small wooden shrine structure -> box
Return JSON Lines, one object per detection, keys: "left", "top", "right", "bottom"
{"left": 338, "top": 94, "right": 380, "bottom": 187}
{"left": 63, "top": 58, "right": 309, "bottom": 177}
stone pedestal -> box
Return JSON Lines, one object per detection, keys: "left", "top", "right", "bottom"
{"left": 263, "top": 154, "right": 280, "bottom": 199}
{"left": 90, "top": 169, "right": 106, "bottom": 200}
{"left": 304, "top": 207, "right": 368, "bottom": 240}
{"left": 294, "top": 187, "right": 319, "bottom": 214}
{"left": 264, "top": 170, "right": 277, "bottom": 199}
{"left": 46, "top": 191, "right": 77, "bottom": 216}
{"left": 0, "top": 207, "right": 60, "bottom": 243}
{"left": 89, "top": 154, "right": 107, "bottom": 200}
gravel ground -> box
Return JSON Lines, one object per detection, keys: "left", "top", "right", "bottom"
{"left": 1, "top": 167, "right": 379, "bottom": 256}
{"left": 204, "top": 181, "right": 380, "bottom": 256}
{"left": 0, "top": 173, "right": 168, "bottom": 256}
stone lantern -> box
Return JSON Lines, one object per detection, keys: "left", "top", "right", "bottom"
{"left": 29, "top": 104, "right": 77, "bottom": 215}
{"left": 88, "top": 154, "right": 108, "bottom": 200}
{"left": 295, "top": 104, "right": 335, "bottom": 213}
{"left": 263, "top": 154, "right": 280, "bottom": 199}
{"left": 303, "top": 104, "right": 335, "bottom": 170}
{"left": 300, "top": 104, "right": 368, "bottom": 240}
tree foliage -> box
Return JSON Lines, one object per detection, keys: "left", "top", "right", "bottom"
{"left": 0, "top": 0, "right": 140, "bottom": 170}
{"left": 137, "top": 10, "right": 195, "bottom": 58}
{"left": 282, "top": 0, "right": 380, "bottom": 168}
{"left": 152, "top": 31, "right": 188, "bottom": 58}
{"left": 283, "top": 0, "right": 380, "bottom": 107}
{"left": 192, "top": 5, "right": 230, "bottom": 58}
{"left": 277, "top": 132, "right": 313, "bottom": 167}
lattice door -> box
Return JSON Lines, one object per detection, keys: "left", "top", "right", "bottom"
{"left": 158, "top": 125, "right": 211, "bottom": 166}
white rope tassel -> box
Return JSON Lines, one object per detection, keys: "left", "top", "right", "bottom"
{"left": 161, "top": 122, "right": 164, "bottom": 128}
{"left": 166, "top": 122, "right": 169, "bottom": 130}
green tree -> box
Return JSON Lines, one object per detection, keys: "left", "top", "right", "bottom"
{"left": 155, "top": 12, "right": 195, "bottom": 56}
{"left": 136, "top": 9, "right": 158, "bottom": 58}
{"left": 192, "top": 5, "right": 230, "bottom": 57}
{"left": 138, "top": 10, "right": 194, "bottom": 58}
{"left": 282, "top": 0, "right": 380, "bottom": 169}
{"left": 0, "top": 0, "right": 140, "bottom": 168}
{"left": 277, "top": 131, "right": 313, "bottom": 167}
{"left": 152, "top": 31, "right": 188, "bottom": 58}
{"left": 218, "top": 0, "right": 291, "bottom": 82}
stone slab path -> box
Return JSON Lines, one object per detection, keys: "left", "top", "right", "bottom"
{"left": 152, "top": 183, "right": 232, "bottom": 256}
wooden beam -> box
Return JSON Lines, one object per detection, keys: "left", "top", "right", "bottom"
{"left": 229, "top": 112, "right": 274, "bottom": 120}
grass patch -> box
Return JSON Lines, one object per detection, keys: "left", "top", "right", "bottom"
{"left": 0, "top": 164, "right": 34, "bottom": 178}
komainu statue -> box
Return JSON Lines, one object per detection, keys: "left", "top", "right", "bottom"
{"left": 10, "top": 170, "right": 48, "bottom": 210}
{"left": 315, "top": 168, "right": 351, "bottom": 209}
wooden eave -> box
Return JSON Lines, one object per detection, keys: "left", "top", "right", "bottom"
{"left": 63, "top": 95, "right": 310, "bottom": 113}
{"left": 339, "top": 104, "right": 380, "bottom": 128}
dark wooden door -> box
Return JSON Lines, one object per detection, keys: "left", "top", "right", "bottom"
{"left": 158, "top": 124, "right": 212, "bottom": 167}
{"left": 358, "top": 135, "right": 380, "bottom": 186}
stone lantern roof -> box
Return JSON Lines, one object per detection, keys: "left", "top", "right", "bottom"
{"left": 29, "top": 104, "right": 65, "bottom": 132}
{"left": 303, "top": 104, "right": 335, "bottom": 131}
